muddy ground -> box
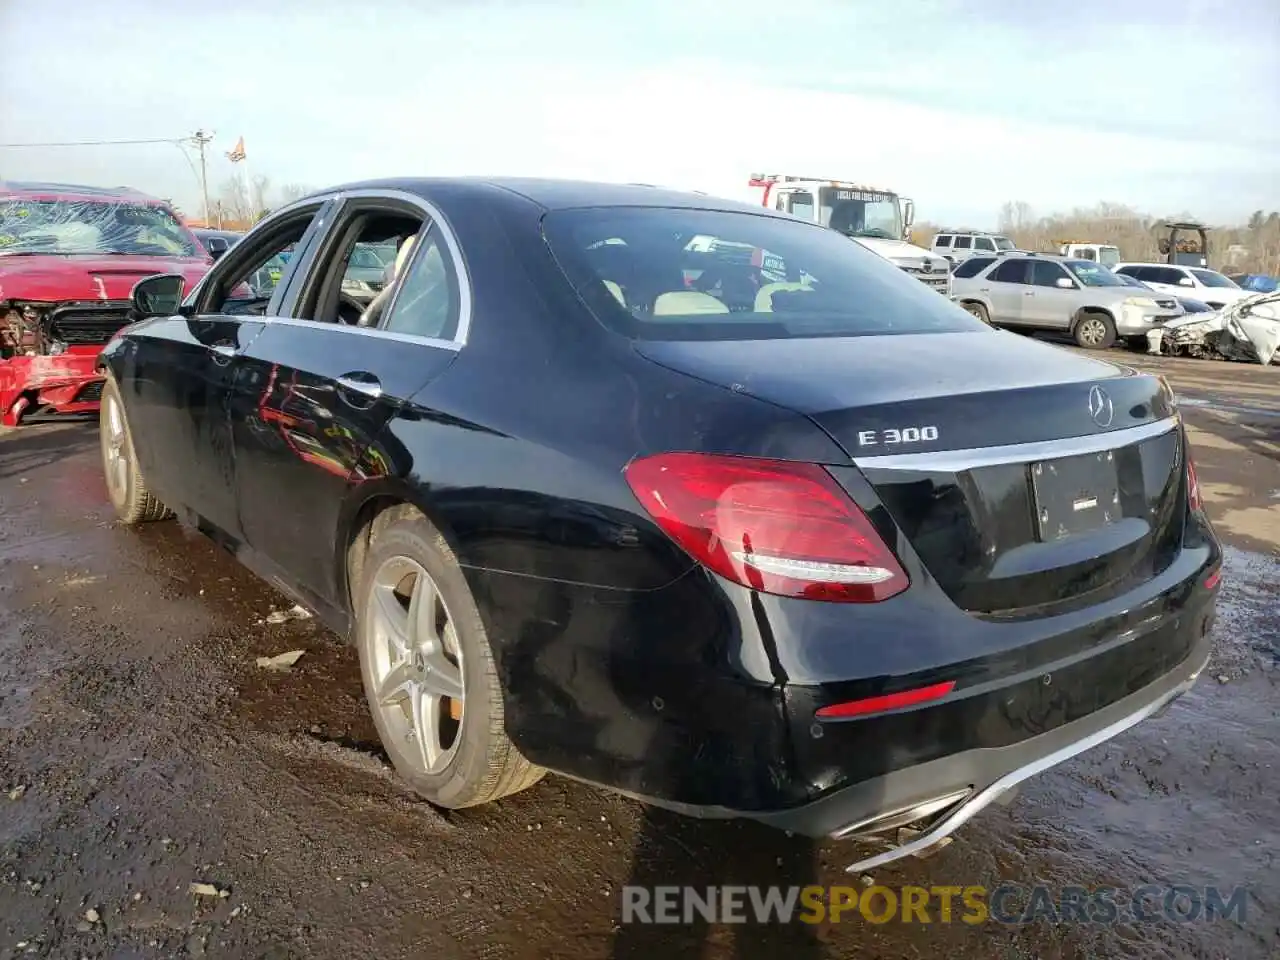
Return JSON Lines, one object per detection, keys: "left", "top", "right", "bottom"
{"left": 1, "top": 350, "right": 1277, "bottom": 960}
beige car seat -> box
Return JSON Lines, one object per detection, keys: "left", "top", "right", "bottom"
{"left": 754, "top": 281, "right": 812, "bottom": 312}
{"left": 652, "top": 291, "right": 729, "bottom": 317}
{"left": 358, "top": 234, "right": 418, "bottom": 327}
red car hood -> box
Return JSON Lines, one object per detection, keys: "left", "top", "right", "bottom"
{"left": 0, "top": 254, "right": 211, "bottom": 303}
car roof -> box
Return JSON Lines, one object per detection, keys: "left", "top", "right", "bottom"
{"left": 0, "top": 180, "right": 162, "bottom": 204}
{"left": 1114, "top": 262, "right": 1187, "bottom": 268}
{"left": 309, "top": 177, "right": 786, "bottom": 216}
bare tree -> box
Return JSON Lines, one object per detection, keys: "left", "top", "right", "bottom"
{"left": 276, "top": 182, "right": 312, "bottom": 206}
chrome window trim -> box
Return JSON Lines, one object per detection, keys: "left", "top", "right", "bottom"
{"left": 854, "top": 415, "right": 1179, "bottom": 472}
{"left": 259, "top": 316, "right": 461, "bottom": 352}
{"left": 256, "top": 187, "right": 473, "bottom": 349}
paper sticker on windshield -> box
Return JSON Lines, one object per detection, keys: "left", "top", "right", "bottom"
{"left": 0, "top": 234, "right": 15, "bottom": 247}
{"left": 831, "top": 190, "right": 890, "bottom": 203}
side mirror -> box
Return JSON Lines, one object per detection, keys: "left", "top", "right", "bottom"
{"left": 903, "top": 198, "right": 915, "bottom": 227}
{"left": 205, "top": 237, "right": 229, "bottom": 260}
{"left": 1178, "top": 277, "right": 1194, "bottom": 287}
{"left": 1055, "top": 277, "right": 1076, "bottom": 289}
{"left": 131, "top": 273, "right": 186, "bottom": 318}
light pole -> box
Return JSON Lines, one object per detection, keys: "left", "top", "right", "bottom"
{"left": 188, "top": 129, "right": 215, "bottom": 226}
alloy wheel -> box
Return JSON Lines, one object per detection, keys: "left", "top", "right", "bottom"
{"left": 103, "top": 396, "right": 128, "bottom": 498}
{"left": 1078, "top": 317, "right": 1107, "bottom": 346}
{"left": 366, "top": 556, "right": 466, "bottom": 775}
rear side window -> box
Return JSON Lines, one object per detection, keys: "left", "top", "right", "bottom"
{"left": 954, "top": 236, "right": 973, "bottom": 249}
{"left": 934, "top": 235, "right": 952, "bottom": 248}
{"left": 542, "top": 207, "right": 986, "bottom": 341}
{"left": 381, "top": 230, "right": 460, "bottom": 341}
{"left": 953, "top": 256, "right": 995, "bottom": 278}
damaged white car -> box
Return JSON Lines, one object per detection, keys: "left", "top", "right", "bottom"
{"left": 1150, "top": 291, "right": 1280, "bottom": 365}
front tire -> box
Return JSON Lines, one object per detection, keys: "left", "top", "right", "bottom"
{"left": 99, "top": 377, "right": 173, "bottom": 524}
{"left": 961, "top": 301, "right": 992, "bottom": 325}
{"left": 354, "top": 508, "right": 544, "bottom": 808}
{"left": 1073, "top": 311, "right": 1117, "bottom": 350}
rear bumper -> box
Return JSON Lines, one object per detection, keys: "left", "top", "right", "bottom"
{"left": 0, "top": 352, "right": 105, "bottom": 426}
{"left": 750, "top": 610, "right": 1213, "bottom": 857}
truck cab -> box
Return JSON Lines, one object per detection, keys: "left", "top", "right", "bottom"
{"left": 1057, "top": 241, "right": 1121, "bottom": 267}
{"left": 745, "top": 174, "right": 951, "bottom": 296}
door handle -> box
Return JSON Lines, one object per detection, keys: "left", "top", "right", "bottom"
{"left": 1023, "top": 291, "right": 1035, "bottom": 296}
{"left": 336, "top": 373, "right": 383, "bottom": 401}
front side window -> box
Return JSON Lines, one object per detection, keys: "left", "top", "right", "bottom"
{"left": 0, "top": 198, "right": 202, "bottom": 258}
{"left": 975, "top": 237, "right": 995, "bottom": 252}
{"left": 1189, "top": 268, "right": 1239, "bottom": 289}
{"left": 543, "top": 206, "right": 986, "bottom": 341}
{"left": 989, "top": 259, "right": 1030, "bottom": 283}
{"left": 784, "top": 191, "right": 815, "bottom": 222}
{"left": 1066, "top": 260, "right": 1125, "bottom": 287}
{"left": 381, "top": 230, "right": 460, "bottom": 341}
{"left": 934, "top": 235, "right": 952, "bottom": 248}
{"left": 1031, "top": 260, "right": 1070, "bottom": 287}
{"left": 954, "top": 236, "right": 973, "bottom": 249}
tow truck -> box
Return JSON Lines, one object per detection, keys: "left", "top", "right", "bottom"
{"left": 1056, "top": 241, "right": 1121, "bottom": 266}
{"left": 744, "top": 174, "right": 952, "bottom": 295}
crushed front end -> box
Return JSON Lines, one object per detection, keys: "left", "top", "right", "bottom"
{"left": 0, "top": 300, "right": 126, "bottom": 425}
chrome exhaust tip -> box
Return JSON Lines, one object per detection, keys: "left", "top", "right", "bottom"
{"left": 830, "top": 788, "right": 972, "bottom": 842}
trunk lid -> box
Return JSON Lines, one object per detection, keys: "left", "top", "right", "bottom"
{"left": 636, "top": 331, "right": 1184, "bottom": 615}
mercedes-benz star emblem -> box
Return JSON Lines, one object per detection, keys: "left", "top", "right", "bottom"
{"left": 1088, "top": 385, "right": 1114, "bottom": 427}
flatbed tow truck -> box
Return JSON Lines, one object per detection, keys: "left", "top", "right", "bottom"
{"left": 743, "top": 174, "right": 952, "bottom": 296}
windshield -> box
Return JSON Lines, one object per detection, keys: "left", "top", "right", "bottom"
{"left": 1065, "top": 260, "right": 1127, "bottom": 287}
{"left": 817, "top": 187, "right": 902, "bottom": 240}
{"left": 1190, "top": 268, "right": 1239, "bottom": 289}
{"left": 0, "top": 198, "right": 201, "bottom": 258}
{"left": 543, "top": 206, "right": 986, "bottom": 341}
{"left": 994, "top": 237, "right": 1015, "bottom": 250}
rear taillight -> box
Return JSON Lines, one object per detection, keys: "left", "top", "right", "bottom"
{"left": 1187, "top": 453, "right": 1201, "bottom": 512}
{"left": 623, "top": 452, "right": 909, "bottom": 602}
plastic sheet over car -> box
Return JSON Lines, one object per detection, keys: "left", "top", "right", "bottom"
{"left": 1157, "top": 291, "right": 1280, "bottom": 365}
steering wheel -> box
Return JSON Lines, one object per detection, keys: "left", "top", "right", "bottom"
{"left": 336, "top": 293, "right": 367, "bottom": 326}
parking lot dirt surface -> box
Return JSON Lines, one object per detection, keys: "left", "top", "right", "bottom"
{"left": 1, "top": 350, "right": 1277, "bottom": 960}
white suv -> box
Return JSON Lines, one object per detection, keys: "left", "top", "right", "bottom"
{"left": 932, "top": 231, "right": 1017, "bottom": 262}
{"left": 1112, "top": 263, "right": 1249, "bottom": 310}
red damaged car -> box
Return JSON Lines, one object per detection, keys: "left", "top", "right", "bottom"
{"left": 0, "top": 181, "right": 211, "bottom": 426}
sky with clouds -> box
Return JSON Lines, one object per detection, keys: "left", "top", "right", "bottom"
{"left": 1, "top": 0, "right": 1276, "bottom": 227}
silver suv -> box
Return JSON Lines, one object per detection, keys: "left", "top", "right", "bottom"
{"left": 950, "top": 255, "right": 1184, "bottom": 349}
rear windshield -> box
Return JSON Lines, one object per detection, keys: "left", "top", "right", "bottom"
{"left": 543, "top": 207, "right": 985, "bottom": 341}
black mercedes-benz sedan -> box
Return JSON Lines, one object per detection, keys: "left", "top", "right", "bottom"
{"left": 95, "top": 178, "right": 1221, "bottom": 872}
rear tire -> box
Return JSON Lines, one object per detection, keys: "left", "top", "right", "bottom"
{"left": 961, "top": 301, "right": 991, "bottom": 325}
{"left": 354, "top": 508, "right": 544, "bottom": 808}
{"left": 1073, "top": 311, "right": 1116, "bottom": 350}
{"left": 99, "top": 376, "right": 173, "bottom": 524}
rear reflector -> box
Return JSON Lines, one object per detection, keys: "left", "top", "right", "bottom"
{"left": 1203, "top": 569, "right": 1221, "bottom": 590}
{"left": 816, "top": 680, "right": 957, "bottom": 719}
{"left": 624, "top": 452, "right": 909, "bottom": 602}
